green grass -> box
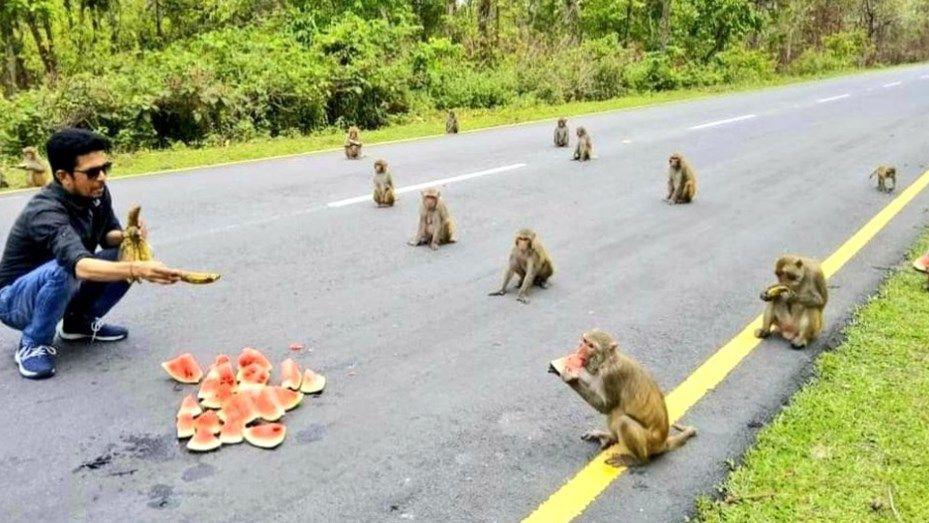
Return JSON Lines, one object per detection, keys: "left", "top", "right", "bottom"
{"left": 696, "top": 233, "right": 929, "bottom": 522}
{"left": 0, "top": 64, "right": 916, "bottom": 192}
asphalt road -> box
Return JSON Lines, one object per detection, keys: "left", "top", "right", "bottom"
{"left": 2, "top": 65, "right": 929, "bottom": 522}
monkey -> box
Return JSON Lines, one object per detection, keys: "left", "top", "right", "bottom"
{"left": 488, "top": 228, "right": 554, "bottom": 304}
{"left": 17, "top": 147, "right": 50, "bottom": 187}
{"left": 446, "top": 110, "right": 459, "bottom": 134}
{"left": 344, "top": 127, "right": 362, "bottom": 159}
{"left": 755, "top": 255, "right": 828, "bottom": 349}
{"left": 0, "top": 167, "right": 8, "bottom": 188}
{"left": 372, "top": 159, "right": 396, "bottom": 207}
{"left": 869, "top": 165, "right": 896, "bottom": 193}
{"left": 548, "top": 329, "right": 696, "bottom": 467}
{"left": 408, "top": 187, "right": 457, "bottom": 250}
{"left": 665, "top": 153, "right": 697, "bottom": 204}
{"left": 572, "top": 127, "right": 593, "bottom": 161}
{"left": 554, "top": 118, "right": 569, "bottom": 147}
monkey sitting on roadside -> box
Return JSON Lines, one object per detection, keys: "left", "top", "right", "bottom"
{"left": 488, "top": 228, "right": 554, "bottom": 304}
{"left": 572, "top": 127, "right": 593, "bottom": 161}
{"left": 446, "top": 110, "right": 459, "bottom": 134}
{"left": 408, "top": 187, "right": 457, "bottom": 250}
{"left": 344, "top": 127, "right": 362, "bottom": 159}
{"left": 755, "top": 255, "right": 828, "bottom": 349}
{"left": 665, "top": 153, "right": 696, "bottom": 204}
{"left": 17, "top": 147, "right": 50, "bottom": 187}
{"left": 869, "top": 165, "right": 896, "bottom": 193}
{"left": 549, "top": 329, "right": 696, "bottom": 467}
{"left": 372, "top": 159, "right": 396, "bottom": 207}
{"left": 554, "top": 118, "right": 569, "bottom": 147}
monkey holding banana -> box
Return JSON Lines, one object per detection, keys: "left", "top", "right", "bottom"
{"left": 372, "top": 159, "right": 396, "bottom": 207}
{"left": 869, "top": 165, "right": 896, "bottom": 193}
{"left": 554, "top": 118, "right": 569, "bottom": 147}
{"left": 665, "top": 153, "right": 697, "bottom": 204}
{"left": 488, "top": 228, "right": 554, "bottom": 304}
{"left": 549, "top": 329, "right": 696, "bottom": 467}
{"left": 408, "top": 187, "right": 456, "bottom": 250}
{"left": 755, "top": 255, "right": 828, "bottom": 349}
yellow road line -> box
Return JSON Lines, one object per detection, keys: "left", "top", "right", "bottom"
{"left": 523, "top": 167, "right": 929, "bottom": 522}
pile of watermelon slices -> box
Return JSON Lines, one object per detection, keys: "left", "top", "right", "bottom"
{"left": 161, "top": 347, "right": 326, "bottom": 452}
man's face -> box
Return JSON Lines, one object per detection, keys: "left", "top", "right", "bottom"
{"left": 59, "top": 151, "right": 110, "bottom": 199}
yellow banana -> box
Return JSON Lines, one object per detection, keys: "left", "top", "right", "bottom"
{"left": 180, "top": 272, "right": 221, "bottom": 285}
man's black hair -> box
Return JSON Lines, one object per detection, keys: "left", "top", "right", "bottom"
{"left": 45, "top": 128, "right": 111, "bottom": 179}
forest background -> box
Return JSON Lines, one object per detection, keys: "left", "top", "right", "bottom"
{"left": 0, "top": 0, "right": 927, "bottom": 171}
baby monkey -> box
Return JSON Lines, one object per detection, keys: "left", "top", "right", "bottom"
{"left": 344, "top": 126, "right": 362, "bottom": 159}
{"left": 573, "top": 127, "right": 593, "bottom": 161}
{"left": 665, "top": 153, "right": 697, "bottom": 204}
{"left": 408, "top": 187, "right": 457, "bottom": 250}
{"left": 869, "top": 165, "right": 896, "bottom": 193}
{"left": 488, "top": 228, "right": 554, "bottom": 304}
{"left": 554, "top": 118, "right": 569, "bottom": 147}
{"left": 372, "top": 159, "right": 396, "bottom": 207}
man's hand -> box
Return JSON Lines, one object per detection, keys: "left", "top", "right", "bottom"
{"left": 131, "top": 261, "right": 182, "bottom": 285}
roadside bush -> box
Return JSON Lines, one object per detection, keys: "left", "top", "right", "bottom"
{"left": 788, "top": 30, "right": 872, "bottom": 75}
{"left": 712, "top": 44, "right": 775, "bottom": 83}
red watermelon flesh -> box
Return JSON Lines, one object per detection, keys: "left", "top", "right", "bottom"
{"left": 914, "top": 252, "right": 929, "bottom": 273}
{"left": 244, "top": 423, "right": 286, "bottom": 449}
{"left": 200, "top": 385, "right": 235, "bottom": 410}
{"left": 194, "top": 410, "right": 222, "bottom": 435}
{"left": 177, "top": 413, "right": 196, "bottom": 439}
{"left": 219, "top": 393, "right": 259, "bottom": 425}
{"left": 237, "top": 347, "right": 272, "bottom": 373}
{"left": 178, "top": 394, "right": 202, "bottom": 418}
{"left": 251, "top": 388, "right": 285, "bottom": 422}
{"left": 280, "top": 358, "right": 302, "bottom": 390}
{"left": 219, "top": 419, "right": 245, "bottom": 445}
{"left": 238, "top": 363, "right": 270, "bottom": 391}
{"left": 187, "top": 427, "right": 221, "bottom": 452}
{"left": 212, "top": 354, "right": 231, "bottom": 368}
{"left": 300, "top": 368, "right": 327, "bottom": 394}
{"left": 272, "top": 386, "right": 303, "bottom": 411}
{"left": 161, "top": 353, "right": 203, "bottom": 384}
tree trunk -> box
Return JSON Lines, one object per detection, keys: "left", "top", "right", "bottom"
{"left": 659, "top": 0, "right": 671, "bottom": 50}
{"left": 155, "top": 0, "right": 164, "bottom": 39}
{"left": 623, "top": 0, "right": 634, "bottom": 44}
{"left": 25, "top": 12, "right": 57, "bottom": 79}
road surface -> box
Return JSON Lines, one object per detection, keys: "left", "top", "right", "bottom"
{"left": 1, "top": 65, "right": 929, "bottom": 522}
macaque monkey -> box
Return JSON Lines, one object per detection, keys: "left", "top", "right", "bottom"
{"left": 869, "top": 165, "right": 896, "bottom": 193}
{"left": 17, "top": 147, "right": 50, "bottom": 187}
{"left": 488, "top": 228, "right": 554, "bottom": 304}
{"left": 446, "top": 110, "right": 459, "bottom": 134}
{"left": 572, "top": 127, "right": 593, "bottom": 161}
{"left": 548, "top": 329, "right": 696, "bottom": 467}
{"left": 0, "top": 168, "right": 8, "bottom": 189}
{"left": 554, "top": 118, "right": 569, "bottom": 147}
{"left": 408, "top": 187, "right": 457, "bottom": 250}
{"left": 755, "top": 255, "right": 828, "bottom": 349}
{"left": 372, "top": 159, "right": 396, "bottom": 207}
{"left": 665, "top": 153, "right": 696, "bottom": 204}
{"left": 344, "top": 127, "right": 362, "bottom": 159}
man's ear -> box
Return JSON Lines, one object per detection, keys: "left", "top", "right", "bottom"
{"left": 55, "top": 170, "right": 70, "bottom": 183}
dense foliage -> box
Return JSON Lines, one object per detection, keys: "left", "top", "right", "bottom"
{"left": 1, "top": 0, "right": 927, "bottom": 155}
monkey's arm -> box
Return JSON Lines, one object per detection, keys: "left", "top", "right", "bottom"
{"left": 567, "top": 372, "right": 610, "bottom": 414}
{"left": 517, "top": 257, "right": 536, "bottom": 303}
{"left": 489, "top": 264, "right": 515, "bottom": 296}
{"left": 386, "top": 174, "right": 394, "bottom": 189}
{"left": 408, "top": 215, "right": 426, "bottom": 245}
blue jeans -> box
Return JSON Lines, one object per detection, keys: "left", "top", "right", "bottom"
{"left": 0, "top": 248, "right": 130, "bottom": 347}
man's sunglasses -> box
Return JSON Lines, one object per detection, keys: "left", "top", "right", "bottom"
{"left": 73, "top": 162, "right": 113, "bottom": 179}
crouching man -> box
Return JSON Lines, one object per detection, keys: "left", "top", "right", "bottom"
{"left": 0, "top": 128, "right": 184, "bottom": 379}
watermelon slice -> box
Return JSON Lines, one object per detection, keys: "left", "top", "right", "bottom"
{"left": 272, "top": 386, "right": 303, "bottom": 411}
{"left": 161, "top": 353, "right": 203, "bottom": 384}
{"left": 238, "top": 363, "right": 270, "bottom": 391}
{"left": 178, "top": 394, "right": 202, "bottom": 418}
{"left": 914, "top": 252, "right": 929, "bottom": 273}
{"left": 300, "top": 368, "right": 327, "bottom": 394}
{"left": 219, "top": 419, "right": 245, "bottom": 445}
{"left": 176, "top": 413, "right": 196, "bottom": 439}
{"left": 194, "top": 410, "right": 222, "bottom": 435}
{"left": 212, "top": 354, "right": 231, "bottom": 368}
{"left": 187, "top": 427, "right": 222, "bottom": 452}
{"left": 200, "top": 385, "right": 235, "bottom": 410}
{"left": 251, "top": 388, "right": 285, "bottom": 422}
{"left": 237, "top": 347, "right": 272, "bottom": 377}
{"left": 280, "top": 358, "right": 302, "bottom": 390}
{"left": 200, "top": 361, "right": 237, "bottom": 408}
{"left": 219, "top": 393, "right": 259, "bottom": 425}
{"left": 244, "top": 423, "right": 287, "bottom": 449}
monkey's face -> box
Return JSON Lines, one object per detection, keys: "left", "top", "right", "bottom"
{"left": 374, "top": 163, "right": 386, "bottom": 174}
{"left": 423, "top": 195, "right": 437, "bottom": 210}
{"left": 516, "top": 236, "right": 531, "bottom": 252}
{"left": 669, "top": 156, "right": 681, "bottom": 169}
{"left": 576, "top": 128, "right": 585, "bottom": 137}
{"left": 557, "top": 119, "right": 566, "bottom": 128}
{"left": 775, "top": 259, "right": 805, "bottom": 288}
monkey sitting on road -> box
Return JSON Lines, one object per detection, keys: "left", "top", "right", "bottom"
{"left": 755, "top": 255, "right": 828, "bottom": 349}
{"left": 572, "top": 127, "right": 593, "bottom": 161}
{"left": 554, "top": 118, "right": 569, "bottom": 147}
{"left": 869, "top": 165, "right": 896, "bottom": 193}
{"left": 549, "top": 329, "right": 696, "bottom": 467}
{"left": 408, "top": 187, "right": 456, "bottom": 250}
{"left": 372, "top": 159, "right": 396, "bottom": 207}
{"left": 488, "top": 228, "right": 554, "bottom": 304}
{"left": 446, "top": 110, "right": 459, "bottom": 134}
{"left": 17, "top": 147, "right": 50, "bottom": 187}
{"left": 665, "top": 153, "right": 696, "bottom": 204}
{"left": 344, "top": 127, "right": 362, "bottom": 159}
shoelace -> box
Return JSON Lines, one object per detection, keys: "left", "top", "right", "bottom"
{"left": 90, "top": 318, "right": 104, "bottom": 342}
{"left": 20, "top": 345, "right": 57, "bottom": 361}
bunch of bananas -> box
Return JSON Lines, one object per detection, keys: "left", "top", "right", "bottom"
{"left": 118, "top": 205, "right": 220, "bottom": 285}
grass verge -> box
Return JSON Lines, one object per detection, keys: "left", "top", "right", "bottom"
{"left": 696, "top": 232, "right": 929, "bottom": 521}
{"left": 0, "top": 64, "right": 917, "bottom": 193}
